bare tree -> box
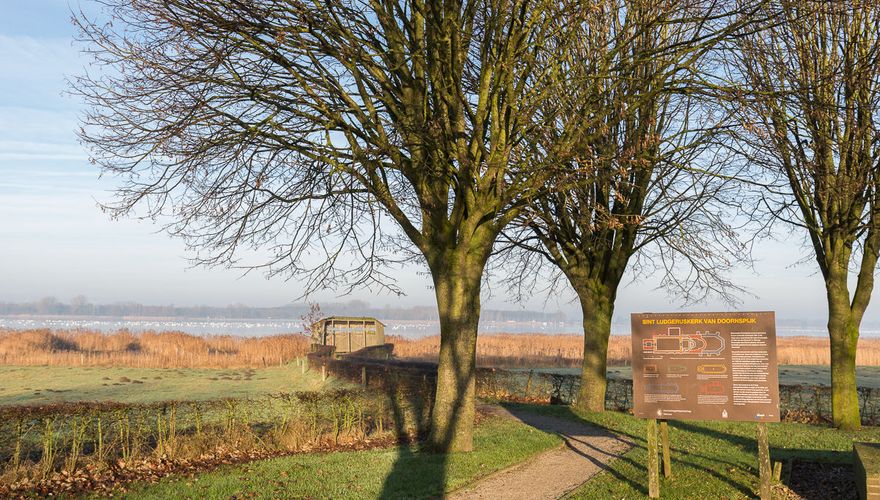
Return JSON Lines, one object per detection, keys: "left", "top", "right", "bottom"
{"left": 72, "top": 0, "right": 572, "bottom": 451}
{"left": 498, "top": 0, "right": 753, "bottom": 412}
{"left": 300, "top": 302, "right": 324, "bottom": 339}
{"left": 725, "top": 0, "right": 880, "bottom": 429}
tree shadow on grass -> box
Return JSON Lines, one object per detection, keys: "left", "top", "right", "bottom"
{"left": 672, "top": 420, "right": 856, "bottom": 497}
{"left": 497, "top": 403, "right": 770, "bottom": 497}
{"left": 373, "top": 347, "right": 480, "bottom": 499}
{"left": 375, "top": 366, "right": 447, "bottom": 499}
{"left": 672, "top": 420, "right": 853, "bottom": 463}
{"left": 311, "top": 353, "right": 453, "bottom": 499}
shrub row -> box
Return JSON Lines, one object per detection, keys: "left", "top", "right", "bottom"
{"left": 0, "top": 388, "right": 427, "bottom": 494}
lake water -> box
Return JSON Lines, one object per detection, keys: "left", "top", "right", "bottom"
{"left": 0, "top": 317, "right": 577, "bottom": 338}
{"left": 2, "top": 316, "right": 875, "bottom": 338}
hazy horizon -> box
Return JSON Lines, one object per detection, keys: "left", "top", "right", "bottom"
{"left": 3, "top": 297, "right": 877, "bottom": 337}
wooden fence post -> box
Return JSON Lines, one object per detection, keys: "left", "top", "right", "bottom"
{"left": 757, "top": 422, "right": 771, "bottom": 499}
{"left": 660, "top": 420, "right": 672, "bottom": 479}
{"left": 647, "top": 419, "right": 660, "bottom": 498}
{"left": 361, "top": 366, "right": 367, "bottom": 386}
{"left": 321, "top": 364, "right": 327, "bottom": 381}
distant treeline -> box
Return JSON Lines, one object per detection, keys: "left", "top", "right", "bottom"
{"left": 0, "top": 297, "right": 567, "bottom": 323}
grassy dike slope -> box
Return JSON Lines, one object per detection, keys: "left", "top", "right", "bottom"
{"left": 112, "top": 416, "right": 563, "bottom": 499}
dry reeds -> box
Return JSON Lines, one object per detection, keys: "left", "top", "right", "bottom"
{"left": 390, "top": 334, "right": 628, "bottom": 368}
{"left": 4, "top": 328, "right": 880, "bottom": 369}
{"left": 391, "top": 333, "right": 880, "bottom": 367}
{"left": 776, "top": 336, "right": 880, "bottom": 366}
{"left": 0, "top": 329, "right": 309, "bottom": 369}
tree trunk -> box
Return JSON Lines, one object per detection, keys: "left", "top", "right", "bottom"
{"left": 574, "top": 280, "right": 615, "bottom": 412}
{"left": 827, "top": 274, "right": 861, "bottom": 430}
{"left": 427, "top": 254, "right": 484, "bottom": 452}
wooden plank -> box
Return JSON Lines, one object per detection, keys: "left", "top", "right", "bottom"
{"left": 660, "top": 419, "right": 673, "bottom": 479}
{"left": 757, "top": 422, "right": 771, "bottom": 500}
{"left": 648, "top": 418, "right": 660, "bottom": 498}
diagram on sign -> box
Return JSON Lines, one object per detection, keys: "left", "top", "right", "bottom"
{"left": 698, "top": 380, "right": 725, "bottom": 395}
{"left": 642, "top": 327, "right": 725, "bottom": 356}
{"left": 697, "top": 364, "right": 727, "bottom": 374}
{"left": 645, "top": 382, "right": 680, "bottom": 394}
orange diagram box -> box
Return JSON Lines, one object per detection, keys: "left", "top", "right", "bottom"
{"left": 631, "top": 311, "right": 780, "bottom": 422}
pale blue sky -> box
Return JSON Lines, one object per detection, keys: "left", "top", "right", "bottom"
{"left": 0, "top": 1, "right": 865, "bottom": 325}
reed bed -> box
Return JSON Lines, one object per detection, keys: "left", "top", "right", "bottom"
{"left": 389, "top": 333, "right": 602, "bottom": 368}
{"left": 4, "top": 328, "right": 880, "bottom": 369}
{"left": 0, "top": 329, "right": 309, "bottom": 368}
{"left": 390, "top": 334, "right": 880, "bottom": 367}
{"left": 776, "top": 336, "right": 880, "bottom": 366}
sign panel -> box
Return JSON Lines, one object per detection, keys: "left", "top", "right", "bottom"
{"left": 631, "top": 311, "right": 779, "bottom": 422}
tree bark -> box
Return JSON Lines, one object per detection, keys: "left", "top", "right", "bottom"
{"left": 826, "top": 271, "right": 861, "bottom": 430}
{"left": 573, "top": 279, "right": 615, "bottom": 412}
{"left": 427, "top": 250, "right": 486, "bottom": 452}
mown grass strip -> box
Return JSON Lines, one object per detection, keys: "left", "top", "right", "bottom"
{"left": 114, "top": 415, "right": 562, "bottom": 499}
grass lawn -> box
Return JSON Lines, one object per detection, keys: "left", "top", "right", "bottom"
{"left": 0, "top": 362, "right": 329, "bottom": 406}
{"left": 497, "top": 404, "right": 880, "bottom": 499}
{"left": 110, "top": 415, "right": 563, "bottom": 499}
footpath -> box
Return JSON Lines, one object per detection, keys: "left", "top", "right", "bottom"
{"left": 449, "top": 406, "right": 631, "bottom": 500}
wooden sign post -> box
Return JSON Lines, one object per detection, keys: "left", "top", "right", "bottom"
{"left": 631, "top": 312, "right": 780, "bottom": 498}
{"left": 757, "top": 422, "right": 772, "bottom": 499}
{"left": 647, "top": 418, "right": 660, "bottom": 498}
{"left": 646, "top": 418, "right": 671, "bottom": 498}
{"left": 660, "top": 420, "right": 673, "bottom": 479}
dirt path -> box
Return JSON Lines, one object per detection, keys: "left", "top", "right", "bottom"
{"left": 448, "top": 406, "right": 631, "bottom": 500}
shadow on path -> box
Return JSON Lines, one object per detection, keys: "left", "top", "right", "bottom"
{"left": 448, "top": 405, "right": 632, "bottom": 499}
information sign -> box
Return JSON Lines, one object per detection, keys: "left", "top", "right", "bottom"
{"left": 631, "top": 311, "right": 780, "bottom": 422}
